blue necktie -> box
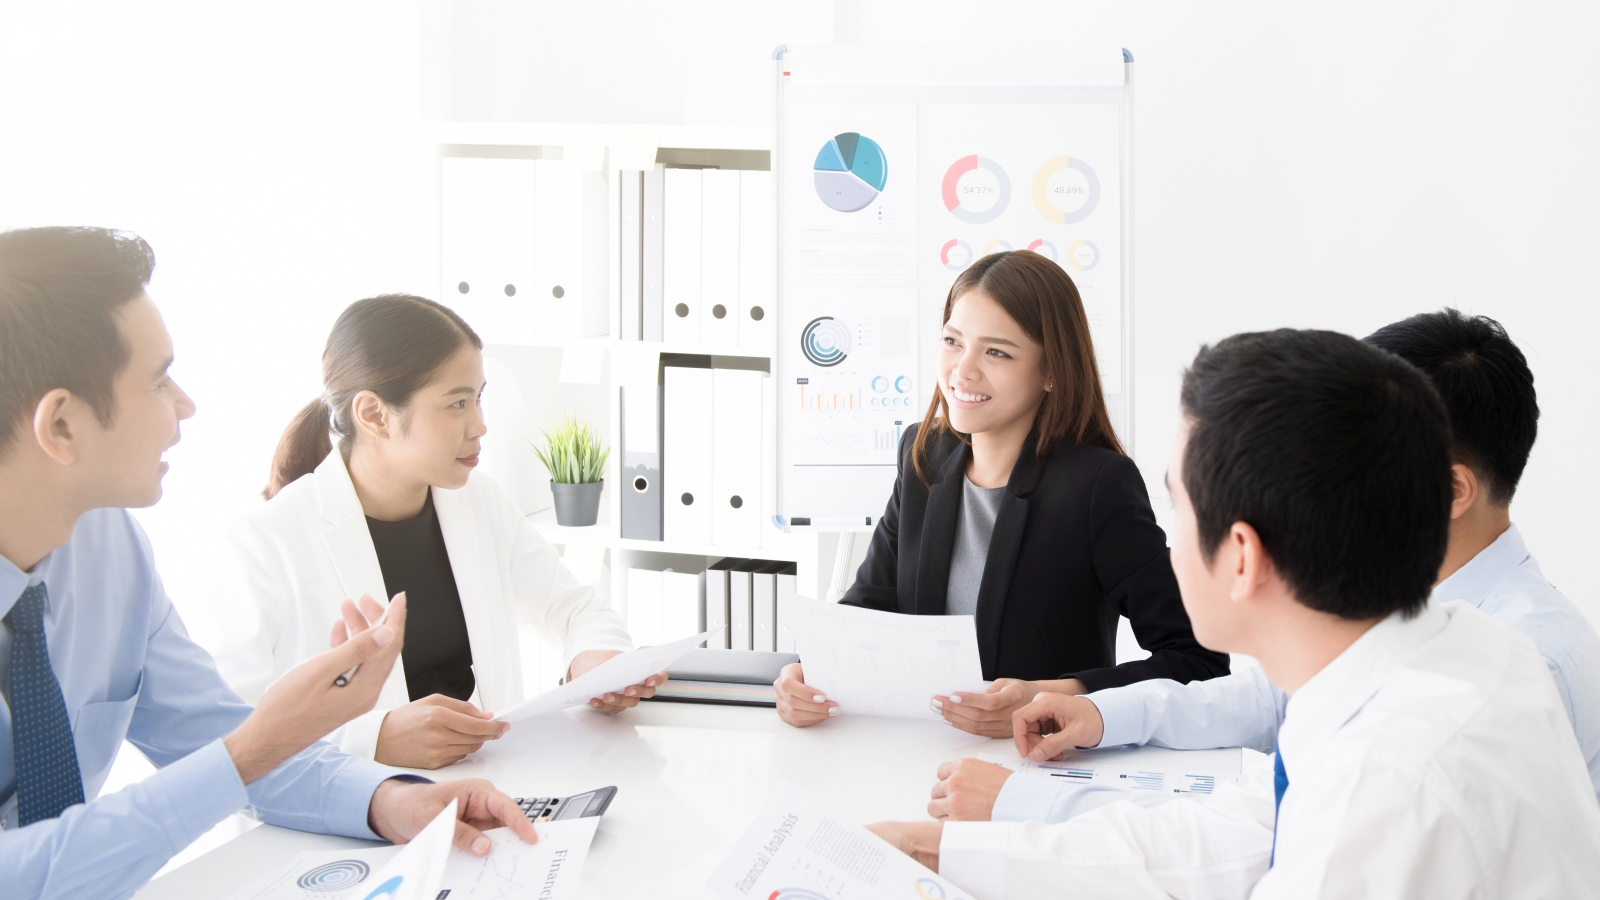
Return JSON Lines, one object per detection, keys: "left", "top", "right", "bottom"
{"left": 1270, "top": 749, "right": 1288, "bottom": 867}
{"left": 6, "top": 583, "right": 85, "bottom": 825}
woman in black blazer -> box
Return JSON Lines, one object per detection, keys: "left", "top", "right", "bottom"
{"left": 775, "top": 251, "right": 1228, "bottom": 732}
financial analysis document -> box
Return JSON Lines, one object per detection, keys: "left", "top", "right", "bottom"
{"left": 710, "top": 782, "right": 974, "bottom": 900}
{"left": 787, "top": 598, "right": 985, "bottom": 720}
{"left": 223, "top": 817, "right": 598, "bottom": 900}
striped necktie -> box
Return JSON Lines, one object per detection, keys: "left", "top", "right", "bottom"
{"left": 6, "top": 583, "right": 85, "bottom": 825}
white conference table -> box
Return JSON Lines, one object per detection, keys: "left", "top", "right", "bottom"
{"left": 137, "top": 700, "right": 1240, "bottom": 899}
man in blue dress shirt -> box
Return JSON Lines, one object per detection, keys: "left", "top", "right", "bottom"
{"left": 928, "top": 308, "right": 1600, "bottom": 821}
{"left": 0, "top": 226, "right": 539, "bottom": 898}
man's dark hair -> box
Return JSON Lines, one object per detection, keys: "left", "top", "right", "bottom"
{"left": 1364, "top": 309, "right": 1536, "bottom": 506}
{"left": 0, "top": 227, "right": 154, "bottom": 455}
{"left": 1180, "top": 329, "right": 1453, "bottom": 620}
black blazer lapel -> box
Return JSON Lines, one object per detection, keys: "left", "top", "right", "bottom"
{"left": 974, "top": 427, "right": 1047, "bottom": 677}
{"left": 914, "top": 436, "right": 969, "bottom": 615}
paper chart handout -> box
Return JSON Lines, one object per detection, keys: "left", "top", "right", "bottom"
{"left": 223, "top": 817, "right": 600, "bottom": 900}
{"left": 979, "top": 750, "right": 1241, "bottom": 795}
{"left": 494, "top": 630, "right": 713, "bottom": 723}
{"left": 786, "top": 597, "right": 984, "bottom": 720}
{"left": 709, "top": 781, "right": 974, "bottom": 900}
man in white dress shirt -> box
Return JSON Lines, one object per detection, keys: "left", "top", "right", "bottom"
{"left": 867, "top": 329, "right": 1600, "bottom": 898}
{"left": 929, "top": 309, "right": 1600, "bottom": 824}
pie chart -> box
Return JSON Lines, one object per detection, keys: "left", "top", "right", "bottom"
{"left": 814, "top": 132, "right": 888, "bottom": 213}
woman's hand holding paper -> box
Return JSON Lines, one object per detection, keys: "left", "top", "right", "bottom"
{"left": 569, "top": 649, "right": 665, "bottom": 713}
{"left": 774, "top": 663, "right": 839, "bottom": 727}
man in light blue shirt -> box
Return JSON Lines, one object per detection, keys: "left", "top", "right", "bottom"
{"left": 927, "top": 308, "right": 1600, "bottom": 822}
{"left": 0, "top": 227, "right": 538, "bottom": 898}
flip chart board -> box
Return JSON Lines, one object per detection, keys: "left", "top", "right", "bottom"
{"left": 774, "top": 45, "right": 1135, "bottom": 526}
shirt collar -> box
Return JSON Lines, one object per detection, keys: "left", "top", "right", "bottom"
{"left": 0, "top": 549, "right": 51, "bottom": 621}
{"left": 1432, "top": 523, "right": 1528, "bottom": 609}
{"left": 1276, "top": 601, "right": 1451, "bottom": 774}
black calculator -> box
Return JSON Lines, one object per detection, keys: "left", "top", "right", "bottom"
{"left": 514, "top": 785, "right": 618, "bottom": 823}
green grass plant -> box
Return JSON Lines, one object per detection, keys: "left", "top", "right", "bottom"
{"left": 529, "top": 416, "right": 610, "bottom": 484}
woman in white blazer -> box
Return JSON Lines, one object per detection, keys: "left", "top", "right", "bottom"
{"left": 200, "top": 294, "right": 656, "bottom": 769}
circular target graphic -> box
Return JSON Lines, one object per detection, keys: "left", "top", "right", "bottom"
{"left": 942, "top": 155, "right": 1011, "bottom": 224}
{"left": 1031, "top": 156, "right": 1101, "bottom": 224}
{"left": 800, "top": 317, "right": 853, "bottom": 368}
{"left": 297, "top": 860, "right": 371, "bottom": 892}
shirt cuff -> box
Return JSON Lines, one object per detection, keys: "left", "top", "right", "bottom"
{"left": 150, "top": 739, "right": 251, "bottom": 851}
{"left": 327, "top": 759, "right": 429, "bottom": 840}
{"left": 333, "top": 708, "right": 389, "bottom": 761}
{"left": 990, "top": 773, "right": 1067, "bottom": 823}
{"left": 941, "top": 821, "right": 1015, "bottom": 900}
{"left": 1086, "top": 687, "right": 1146, "bottom": 749}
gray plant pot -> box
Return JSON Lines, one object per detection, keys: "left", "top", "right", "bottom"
{"left": 550, "top": 479, "right": 603, "bottom": 527}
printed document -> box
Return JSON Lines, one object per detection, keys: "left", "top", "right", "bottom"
{"left": 786, "top": 597, "right": 984, "bottom": 719}
{"left": 979, "top": 748, "right": 1241, "bottom": 796}
{"left": 224, "top": 816, "right": 598, "bottom": 900}
{"left": 495, "top": 630, "right": 712, "bottom": 723}
{"left": 709, "top": 782, "right": 975, "bottom": 900}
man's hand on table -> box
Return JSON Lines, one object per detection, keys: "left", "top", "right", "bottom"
{"left": 368, "top": 778, "right": 539, "bottom": 856}
{"left": 567, "top": 649, "right": 666, "bottom": 713}
{"left": 225, "top": 594, "right": 407, "bottom": 784}
{"left": 867, "top": 821, "right": 944, "bottom": 872}
{"left": 774, "top": 663, "right": 838, "bottom": 726}
{"left": 1013, "top": 690, "right": 1106, "bottom": 761}
{"left": 928, "top": 758, "right": 1013, "bottom": 821}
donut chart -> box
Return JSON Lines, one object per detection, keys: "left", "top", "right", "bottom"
{"left": 940, "top": 239, "right": 973, "bottom": 271}
{"left": 1066, "top": 239, "right": 1100, "bottom": 271}
{"left": 1031, "top": 156, "right": 1101, "bottom": 224}
{"left": 800, "top": 316, "right": 853, "bottom": 367}
{"left": 1027, "top": 239, "right": 1058, "bottom": 261}
{"left": 982, "top": 239, "right": 1013, "bottom": 256}
{"left": 942, "top": 155, "right": 1011, "bottom": 224}
{"left": 814, "top": 132, "right": 888, "bottom": 213}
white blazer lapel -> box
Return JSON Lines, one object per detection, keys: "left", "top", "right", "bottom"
{"left": 432, "top": 483, "right": 515, "bottom": 711}
{"left": 313, "top": 451, "right": 411, "bottom": 710}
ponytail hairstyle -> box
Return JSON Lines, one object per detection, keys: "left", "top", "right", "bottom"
{"left": 911, "top": 250, "right": 1122, "bottom": 485}
{"left": 264, "top": 294, "right": 483, "bottom": 499}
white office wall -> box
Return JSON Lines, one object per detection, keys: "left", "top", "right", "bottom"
{"left": 1, "top": 0, "right": 1597, "bottom": 632}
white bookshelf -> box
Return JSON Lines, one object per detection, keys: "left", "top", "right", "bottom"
{"left": 431, "top": 122, "right": 834, "bottom": 649}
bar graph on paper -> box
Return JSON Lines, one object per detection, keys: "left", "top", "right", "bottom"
{"left": 798, "top": 382, "right": 861, "bottom": 411}
{"left": 792, "top": 374, "right": 913, "bottom": 463}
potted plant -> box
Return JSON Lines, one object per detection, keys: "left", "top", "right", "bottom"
{"left": 530, "top": 416, "right": 610, "bottom": 526}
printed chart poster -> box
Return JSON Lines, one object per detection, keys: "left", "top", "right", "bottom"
{"left": 918, "top": 102, "right": 1124, "bottom": 397}
{"left": 781, "top": 101, "right": 920, "bottom": 288}
{"left": 780, "top": 285, "right": 919, "bottom": 521}
{"left": 710, "top": 782, "right": 975, "bottom": 900}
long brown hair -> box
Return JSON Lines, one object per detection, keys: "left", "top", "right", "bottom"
{"left": 264, "top": 294, "right": 483, "bottom": 499}
{"left": 912, "top": 251, "right": 1122, "bottom": 484}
